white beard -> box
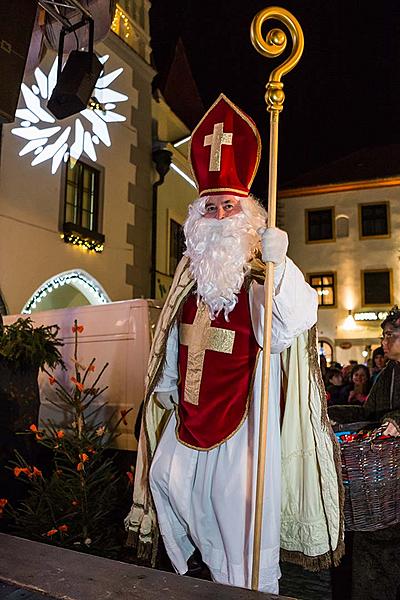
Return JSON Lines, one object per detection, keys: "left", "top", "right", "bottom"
{"left": 183, "top": 195, "right": 267, "bottom": 319}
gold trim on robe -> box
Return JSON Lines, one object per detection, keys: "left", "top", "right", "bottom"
{"left": 125, "top": 256, "right": 344, "bottom": 570}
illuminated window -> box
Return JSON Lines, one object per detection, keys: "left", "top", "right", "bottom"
{"left": 306, "top": 208, "right": 334, "bottom": 242}
{"left": 61, "top": 159, "right": 105, "bottom": 251}
{"left": 362, "top": 270, "right": 391, "bottom": 305}
{"left": 359, "top": 202, "right": 389, "bottom": 238}
{"left": 169, "top": 219, "right": 184, "bottom": 275}
{"left": 309, "top": 273, "right": 336, "bottom": 307}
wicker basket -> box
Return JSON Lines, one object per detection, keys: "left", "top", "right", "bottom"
{"left": 340, "top": 429, "right": 400, "bottom": 531}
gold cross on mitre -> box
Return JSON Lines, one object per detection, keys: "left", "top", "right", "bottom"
{"left": 203, "top": 122, "right": 233, "bottom": 172}
{"left": 180, "top": 302, "right": 235, "bottom": 405}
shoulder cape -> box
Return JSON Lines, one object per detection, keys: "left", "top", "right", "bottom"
{"left": 125, "top": 256, "right": 344, "bottom": 570}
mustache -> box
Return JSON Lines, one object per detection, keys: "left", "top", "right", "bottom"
{"left": 186, "top": 213, "right": 255, "bottom": 245}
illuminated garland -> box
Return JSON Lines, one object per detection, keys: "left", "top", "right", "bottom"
{"left": 60, "top": 232, "right": 104, "bottom": 253}
{"left": 22, "top": 271, "right": 110, "bottom": 314}
{"left": 111, "top": 6, "right": 132, "bottom": 40}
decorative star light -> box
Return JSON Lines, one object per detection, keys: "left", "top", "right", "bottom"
{"left": 11, "top": 55, "right": 128, "bottom": 174}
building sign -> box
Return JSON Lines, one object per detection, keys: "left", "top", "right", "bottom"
{"left": 354, "top": 311, "right": 388, "bottom": 321}
{"left": 339, "top": 342, "right": 352, "bottom": 350}
{"left": 11, "top": 55, "right": 128, "bottom": 174}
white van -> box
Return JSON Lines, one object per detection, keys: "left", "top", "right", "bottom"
{"left": 4, "top": 299, "right": 161, "bottom": 450}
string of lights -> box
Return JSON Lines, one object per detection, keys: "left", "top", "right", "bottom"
{"left": 111, "top": 6, "right": 132, "bottom": 40}
{"left": 60, "top": 232, "right": 104, "bottom": 253}
{"left": 22, "top": 270, "right": 110, "bottom": 314}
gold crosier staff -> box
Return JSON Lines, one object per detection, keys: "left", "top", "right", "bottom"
{"left": 249, "top": 7, "right": 304, "bottom": 591}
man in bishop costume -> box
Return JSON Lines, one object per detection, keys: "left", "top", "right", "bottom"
{"left": 126, "top": 94, "right": 344, "bottom": 594}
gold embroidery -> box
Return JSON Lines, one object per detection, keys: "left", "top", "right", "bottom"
{"left": 175, "top": 349, "right": 261, "bottom": 451}
{"left": 180, "top": 302, "right": 235, "bottom": 405}
{"left": 203, "top": 122, "right": 233, "bottom": 171}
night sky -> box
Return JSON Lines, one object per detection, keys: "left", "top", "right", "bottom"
{"left": 150, "top": 0, "right": 400, "bottom": 199}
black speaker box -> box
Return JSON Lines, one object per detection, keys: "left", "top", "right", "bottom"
{"left": 47, "top": 51, "right": 103, "bottom": 120}
{"left": 0, "top": 1, "right": 37, "bottom": 123}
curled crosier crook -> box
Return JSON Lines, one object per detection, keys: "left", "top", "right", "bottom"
{"left": 250, "top": 6, "right": 304, "bottom": 84}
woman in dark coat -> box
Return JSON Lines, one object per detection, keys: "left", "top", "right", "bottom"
{"left": 329, "top": 307, "right": 400, "bottom": 600}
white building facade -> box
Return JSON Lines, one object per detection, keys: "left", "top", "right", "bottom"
{"left": 280, "top": 176, "right": 400, "bottom": 365}
{"left": 0, "top": 3, "right": 196, "bottom": 316}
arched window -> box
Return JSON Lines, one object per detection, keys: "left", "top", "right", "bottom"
{"left": 21, "top": 270, "right": 111, "bottom": 314}
{"left": 319, "top": 339, "right": 334, "bottom": 367}
{"left": 336, "top": 214, "right": 349, "bottom": 238}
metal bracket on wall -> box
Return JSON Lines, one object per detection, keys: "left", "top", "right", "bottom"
{"left": 37, "top": 0, "right": 93, "bottom": 29}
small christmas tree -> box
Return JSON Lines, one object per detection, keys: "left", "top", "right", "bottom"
{"left": 4, "top": 320, "right": 132, "bottom": 557}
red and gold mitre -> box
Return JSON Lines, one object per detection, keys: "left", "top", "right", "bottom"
{"left": 189, "top": 93, "right": 262, "bottom": 197}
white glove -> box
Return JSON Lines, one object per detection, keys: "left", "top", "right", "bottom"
{"left": 156, "top": 389, "right": 179, "bottom": 410}
{"left": 259, "top": 227, "right": 288, "bottom": 266}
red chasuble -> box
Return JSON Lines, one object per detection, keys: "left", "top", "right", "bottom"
{"left": 177, "top": 288, "right": 260, "bottom": 450}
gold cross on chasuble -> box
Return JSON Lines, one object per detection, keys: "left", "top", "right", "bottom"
{"left": 180, "top": 302, "right": 236, "bottom": 406}
{"left": 203, "top": 122, "right": 233, "bottom": 171}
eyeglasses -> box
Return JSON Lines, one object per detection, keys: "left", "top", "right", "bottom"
{"left": 381, "top": 331, "right": 400, "bottom": 341}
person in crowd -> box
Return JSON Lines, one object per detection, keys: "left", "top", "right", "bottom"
{"left": 341, "top": 363, "right": 353, "bottom": 385}
{"left": 331, "top": 361, "right": 343, "bottom": 371}
{"left": 370, "top": 346, "right": 386, "bottom": 385}
{"left": 329, "top": 306, "right": 400, "bottom": 600}
{"left": 325, "top": 367, "right": 345, "bottom": 405}
{"left": 340, "top": 364, "right": 371, "bottom": 405}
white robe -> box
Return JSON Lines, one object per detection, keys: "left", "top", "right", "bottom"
{"left": 149, "top": 257, "right": 318, "bottom": 594}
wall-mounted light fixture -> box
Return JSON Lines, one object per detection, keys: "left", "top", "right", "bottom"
{"left": 342, "top": 309, "right": 358, "bottom": 331}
